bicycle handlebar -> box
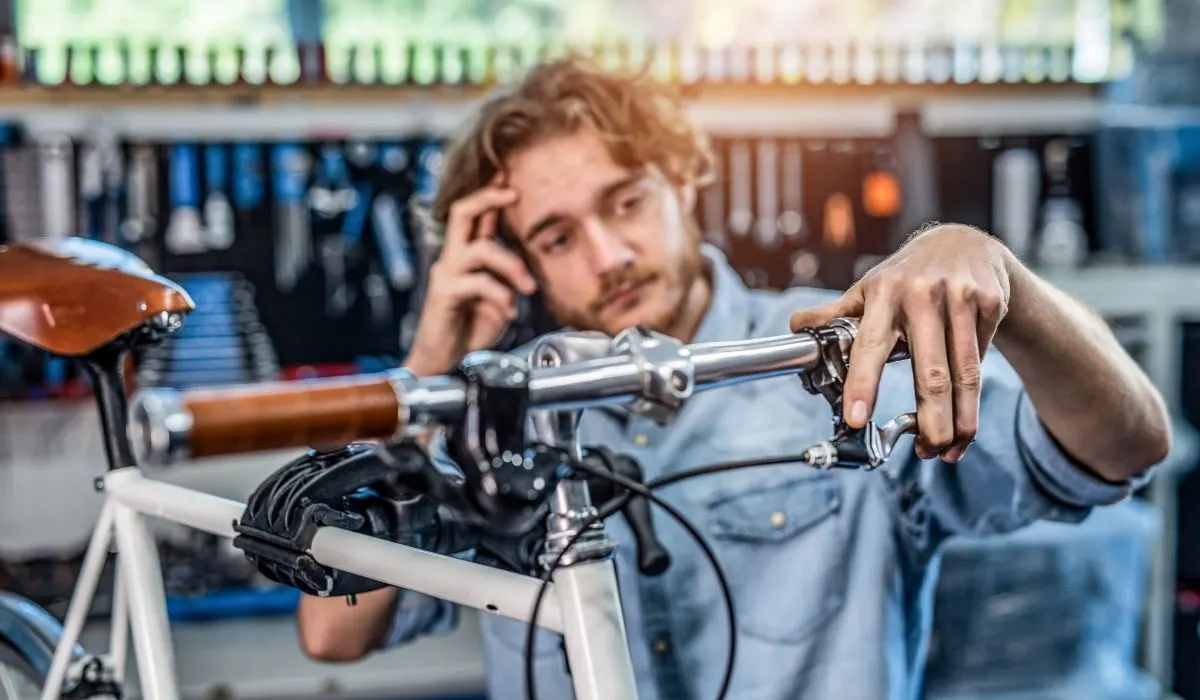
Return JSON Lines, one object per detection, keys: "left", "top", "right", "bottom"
{"left": 130, "top": 318, "right": 906, "bottom": 466}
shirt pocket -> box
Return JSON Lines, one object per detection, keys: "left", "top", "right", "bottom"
{"left": 703, "top": 471, "right": 848, "bottom": 645}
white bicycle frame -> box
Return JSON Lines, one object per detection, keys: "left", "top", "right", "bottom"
{"left": 41, "top": 466, "right": 638, "bottom": 700}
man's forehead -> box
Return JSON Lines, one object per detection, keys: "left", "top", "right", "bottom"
{"left": 506, "top": 131, "right": 630, "bottom": 190}
{"left": 504, "top": 137, "right": 648, "bottom": 233}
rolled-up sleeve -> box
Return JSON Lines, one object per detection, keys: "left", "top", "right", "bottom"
{"left": 381, "top": 589, "right": 461, "bottom": 649}
{"left": 874, "top": 348, "right": 1154, "bottom": 555}
{"left": 1015, "top": 391, "right": 1149, "bottom": 508}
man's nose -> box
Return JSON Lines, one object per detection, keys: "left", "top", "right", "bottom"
{"left": 583, "top": 221, "right": 635, "bottom": 273}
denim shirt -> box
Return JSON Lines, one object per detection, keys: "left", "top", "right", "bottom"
{"left": 382, "top": 246, "right": 1146, "bottom": 700}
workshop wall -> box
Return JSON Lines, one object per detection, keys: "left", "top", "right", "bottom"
{"left": 1, "top": 1, "right": 1199, "bottom": 699}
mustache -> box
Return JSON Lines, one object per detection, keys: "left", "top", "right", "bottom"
{"left": 590, "top": 268, "right": 659, "bottom": 313}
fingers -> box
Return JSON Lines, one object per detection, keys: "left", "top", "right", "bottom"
{"left": 788, "top": 293, "right": 860, "bottom": 333}
{"left": 473, "top": 301, "right": 513, "bottom": 328}
{"left": 443, "top": 272, "right": 519, "bottom": 317}
{"left": 944, "top": 288, "right": 983, "bottom": 463}
{"left": 904, "top": 283, "right": 954, "bottom": 460}
{"left": 476, "top": 208, "right": 499, "bottom": 242}
{"left": 444, "top": 187, "right": 519, "bottom": 250}
{"left": 841, "top": 289, "right": 899, "bottom": 429}
{"left": 455, "top": 239, "right": 538, "bottom": 295}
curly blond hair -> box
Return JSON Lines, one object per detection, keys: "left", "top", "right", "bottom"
{"left": 429, "top": 54, "right": 716, "bottom": 235}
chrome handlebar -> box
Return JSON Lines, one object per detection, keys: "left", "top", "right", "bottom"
{"left": 131, "top": 317, "right": 916, "bottom": 470}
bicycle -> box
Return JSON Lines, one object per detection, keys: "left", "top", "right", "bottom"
{"left": 0, "top": 237, "right": 915, "bottom": 700}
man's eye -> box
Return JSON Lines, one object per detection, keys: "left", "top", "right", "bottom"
{"left": 545, "top": 230, "right": 572, "bottom": 251}
{"left": 617, "top": 194, "right": 646, "bottom": 214}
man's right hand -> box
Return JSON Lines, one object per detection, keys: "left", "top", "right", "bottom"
{"left": 405, "top": 184, "right": 538, "bottom": 377}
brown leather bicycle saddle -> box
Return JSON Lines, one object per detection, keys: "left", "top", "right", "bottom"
{"left": 0, "top": 238, "right": 194, "bottom": 356}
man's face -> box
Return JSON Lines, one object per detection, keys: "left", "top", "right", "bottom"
{"left": 502, "top": 128, "right": 705, "bottom": 337}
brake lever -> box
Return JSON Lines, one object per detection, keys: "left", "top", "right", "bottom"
{"left": 796, "top": 319, "right": 918, "bottom": 470}
{"left": 800, "top": 412, "right": 919, "bottom": 470}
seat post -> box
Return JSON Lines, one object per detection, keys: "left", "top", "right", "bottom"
{"left": 80, "top": 343, "right": 139, "bottom": 472}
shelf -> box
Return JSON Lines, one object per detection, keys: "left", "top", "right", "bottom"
{"left": 1037, "top": 263, "right": 1200, "bottom": 318}
{"left": 0, "top": 82, "right": 1104, "bottom": 140}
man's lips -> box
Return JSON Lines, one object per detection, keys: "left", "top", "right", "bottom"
{"left": 602, "top": 277, "right": 653, "bottom": 309}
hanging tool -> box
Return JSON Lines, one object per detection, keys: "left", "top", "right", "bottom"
{"left": 363, "top": 263, "right": 392, "bottom": 328}
{"left": 120, "top": 144, "right": 158, "bottom": 245}
{"left": 232, "top": 143, "right": 265, "bottom": 211}
{"left": 755, "top": 138, "right": 781, "bottom": 249}
{"left": 320, "top": 234, "right": 354, "bottom": 317}
{"left": 39, "top": 135, "right": 75, "bottom": 239}
{"left": 271, "top": 143, "right": 313, "bottom": 291}
{"left": 401, "top": 139, "right": 445, "bottom": 351}
{"left": 1035, "top": 139, "right": 1088, "bottom": 269}
{"left": 373, "top": 143, "right": 415, "bottom": 292}
{"left": 308, "top": 144, "right": 357, "bottom": 220}
{"left": 322, "top": 177, "right": 371, "bottom": 318}
{"left": 992, "top": 146, "right": 1040, "bottom": 262}
{"left": 79, "top": 139, "right": 104, "bottom": 239}
{"left": 101, "top": 135, "right": 124, "bottom": 244}
{"left": 371, "top": 190, "right": 416, "bottom": 292}
{"left": 891, "top": 113, "right": 940, "bottom": 251}
{"left": 1, "top": 144, "right": 42, "bottom": 241}
{"left": 701, "top": 139, "right": 727, "bottom": 250}
{"left": 78, "top": 130, "right": 123, "bottom": 243}
{"left": 727, "top": 140, "right": 753, "bottom": 238}
{"left": 203, "top": 143, "right": 235, "bottom": 249}
{"left": 164, "top": 142, "right": 208, "bottom": 254}
{"left": 780, "top": 139, "right": 806, "bottom": 240}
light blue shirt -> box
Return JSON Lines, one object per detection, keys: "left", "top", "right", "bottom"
{"left": 381, "top": 245, "right": 1147, "bottom": 700}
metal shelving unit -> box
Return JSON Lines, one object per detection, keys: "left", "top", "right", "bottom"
{"left": 0, "top": 83, "right": 1106, "bottom": 140}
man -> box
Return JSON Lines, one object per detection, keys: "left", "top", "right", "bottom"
{"left": 295, "top": 56, "right": 1171, "bottom": 699}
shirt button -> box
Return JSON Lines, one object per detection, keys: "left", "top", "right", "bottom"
{"left": 633, "top": 434, "right": 649, "bottom": 448}
{"left": 653, "top": 639, "right": 670, "bottom": 655}
{"left": 770, "top": 511, "right": 787, "bottom": 528}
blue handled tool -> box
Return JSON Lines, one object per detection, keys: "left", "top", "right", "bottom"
{"left": 164, "top": 143, "right": 207, "bottom": 254}
{"left": 203, "top": 144, "right": 234, "bottom": 249}
{"left": 232, "top": 143, "right": 265, "bottom": 211}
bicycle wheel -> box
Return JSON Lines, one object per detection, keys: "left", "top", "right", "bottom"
{"left": 0, "top": 641, "right": 46, "bottom": 700}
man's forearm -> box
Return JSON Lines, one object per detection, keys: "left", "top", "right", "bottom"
{"left": 296, "top": 588, "right": 399, "bottom": 660}
{"left": 991, "top": 259, "right": 1171, "bottom": 481}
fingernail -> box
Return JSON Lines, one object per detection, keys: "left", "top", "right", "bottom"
{"left": 915, "top": 444, "right": 935, "bottom": 460}
{"left": 848, "top": 401, "right": 868, "bottom": 426}
{"left": 944, "top": 441, "right": 972, "bottom": 463}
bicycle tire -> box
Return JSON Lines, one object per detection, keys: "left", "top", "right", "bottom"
{"left": 0, "top": 640, "right": 47, "bottom": 698}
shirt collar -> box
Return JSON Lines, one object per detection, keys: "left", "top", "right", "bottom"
{"left": 691, "top": 243, "right": 756, "bottom": 344}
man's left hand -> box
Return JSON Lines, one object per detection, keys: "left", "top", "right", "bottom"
{"left": 789, "top": 225, "right": 1014, "bottom": 463}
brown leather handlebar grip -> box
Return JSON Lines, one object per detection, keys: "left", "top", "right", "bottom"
{"left": 181, "top": 375, "right": 402, "bottom": 459}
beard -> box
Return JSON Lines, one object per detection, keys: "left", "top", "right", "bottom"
{"left": 545, "top": 218, "right": 707, "bottom": 338}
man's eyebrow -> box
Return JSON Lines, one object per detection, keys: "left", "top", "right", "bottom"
{"left": 522, "top": 171, "right": 649, "bottom": 244}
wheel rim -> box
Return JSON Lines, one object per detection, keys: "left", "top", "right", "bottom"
{"left": 0, "top": 662, "right": 40, "bottom": 700}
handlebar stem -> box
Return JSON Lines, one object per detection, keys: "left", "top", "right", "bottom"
{"left": 525, "top": 333, "right": 620, "bottom": 571}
